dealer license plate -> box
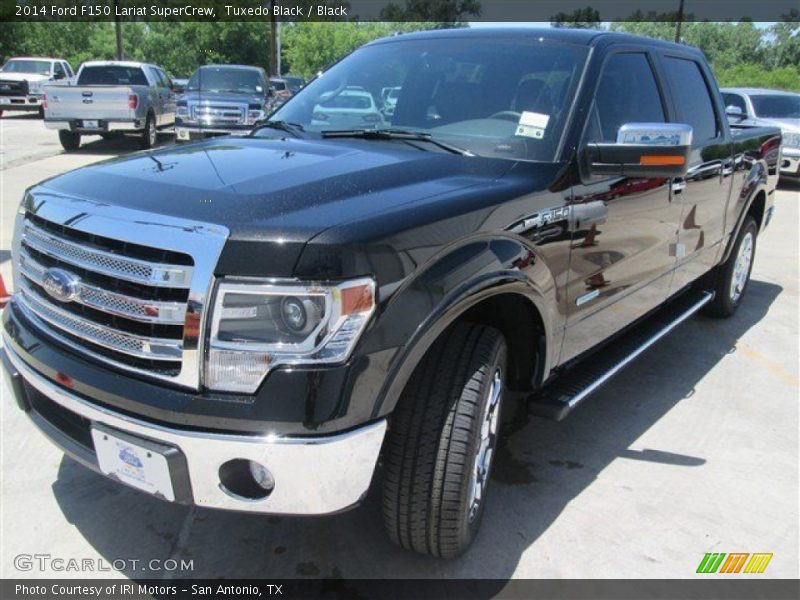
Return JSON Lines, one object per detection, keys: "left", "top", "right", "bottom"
{"left": 91, "top": 426, "right": 175, "bottom": 501}
{"left": 82, "top": 119, "right": 100, "bottom": 129}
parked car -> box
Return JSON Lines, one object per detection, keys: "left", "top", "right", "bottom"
{"left": 722, "top": 88, "right": 800, "bottom": 179}
{"left": 380, "top": 85, "right": 401, "bottom": 116}
{"left": 171, "top": 78, "right": 189, "bottom": 94}
{"left": 175, "top": 65, "right": 270, "bottom": 142}
{"left": 283, "top": 75, "right": 306, "bottom": 94}
{"left": 268, "top": 77, "right": 293, "bottom": 111}
{"left": 2, "top": 28, "right": 779, "bottom": 559}
{"left": 0, "top": 57, "right": 73, "bottom": 118}
{"left": 43, "top": 61, "right": 176, "bottom": 151}
{"left": 311, "top": 88, "right": 385, "bottom": 129}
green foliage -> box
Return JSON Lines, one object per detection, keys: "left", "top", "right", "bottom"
{"left": 714, "top": 63, "right": 800, "bottom": 91}
{"left": 551, "top": 8, "right": 602, "bottom": 29}
{"left": 378, "top": 0, "right": 480, "bottom": 23}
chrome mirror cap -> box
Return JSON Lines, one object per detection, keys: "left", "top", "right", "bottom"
{"left": 616, "top": 123, "right": 693, "bottom": 147}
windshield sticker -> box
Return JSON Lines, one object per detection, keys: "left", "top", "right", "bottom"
{"left": 516, "top": 111, "right": 550, "bottom": 140}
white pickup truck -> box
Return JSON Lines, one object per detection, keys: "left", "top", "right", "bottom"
{"left": 44, "top": 61, "right": 176, "bottom": 151}
{"left": 0, "top": 57, "right": 74, "bottom": 118}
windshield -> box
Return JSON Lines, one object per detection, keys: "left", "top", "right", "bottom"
{"left": 261, "top": 36, "right": 588, "bottom": 161}
{"left": 750, "top": 94, "right": 800, "bottom": 119}
{"left": 2, "top": 59, "right": 51, "bottom": 75}
{"left": 188, "top": 68, "right": 264, "bottom": 94}
{"left": 78, "top": 66, "right": 148, "bottom": 86}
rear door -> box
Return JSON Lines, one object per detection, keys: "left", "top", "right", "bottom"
{"left": 562, "top": 48, "right": 682, "bottom": 361}
{"left": 659, "top": 53, "right": 732, "bottom": 293}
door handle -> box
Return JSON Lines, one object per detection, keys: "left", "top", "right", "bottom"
{"left": 671, "top": 180, "right": 686, "bottom": 196}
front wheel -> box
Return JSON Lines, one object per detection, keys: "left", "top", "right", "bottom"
{"left": 704, "top": 216, "right": 757, "bottom": 318}
{"left": 58, "top": 130, "right": 81, "bottom": 151}
{"left": 381, "top": 322, "right": 507, "bottom": 558}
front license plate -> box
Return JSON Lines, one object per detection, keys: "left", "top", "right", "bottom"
{"left": 91, "top": 426, "right": 175, "bottom": 501}
{"left": 82, "top": 119, "right": 100, "bottom": 129}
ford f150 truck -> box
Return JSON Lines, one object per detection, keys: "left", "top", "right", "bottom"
{"left": 2, "top": 29, "right": 779, "bottom": 558}
{"left": 44, "top": 61, "right": 176, "bottom": 151}
{"left": 175, "top": 65, "right": 270, "bottom": 142}
{"left": 0, "top": 57, "right": 74, "bottom": 118}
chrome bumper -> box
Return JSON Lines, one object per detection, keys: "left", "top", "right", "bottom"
{"left": 0, "top": 96, "right": 42, "bottom": 108}
{"left": 175, "top": 126, "right": 251, "bottom": 140}
{"left": 2, "top": 341, "right": 386, "bottom": 515}
{"left": 44, "top": 120, "right": 144, "bottom": 132}
{"left": 780, "top": 148, "right": 800, "bottom": 176}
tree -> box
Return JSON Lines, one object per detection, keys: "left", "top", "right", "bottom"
{"left": 551, "top": 8, "right": 602, "bottom": 29}
{"left": 378, "top": 0, "right": 480, "bottom": 25}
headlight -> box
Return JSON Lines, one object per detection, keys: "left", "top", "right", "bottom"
{"left": 206, "top": 278, "right": 376, "bottom": 393}
{"left": 246, "top": 109, "right": 265, "bottom": 125}
{"left": 28, "top": 81, "right": 43, "bottom": 94}
{"left": 783, "top": 132, "right": 800, "bottom": 148}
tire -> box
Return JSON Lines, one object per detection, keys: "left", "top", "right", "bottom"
{"left": 58, "top": 130, "right": 81, "bottom": 152}
{"left": 704, "top": 216, "right": 757, "bottom": 318}
{"left": 38, "top": 106, "right": 45, "bottom": 119}
{"left": 382, "top": 322, "right": 507, "bottom": 558}
{"left": 140, "top": 113, "right": 157, "bottom": 149}
{"left": 0, "top": 110, "right": 4, "bottom": 118}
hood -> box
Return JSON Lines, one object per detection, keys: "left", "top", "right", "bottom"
{"left": 34, "top": 136, "right": 519, "bottom": 275}
{"left": 0, "top": 72, "right": 50, "bottom": 83}
{"left": 180, "top": 90, "right": 266, "bottom": 106}
{"left": 757, "top": 117, "right": 800, "bottom": 133}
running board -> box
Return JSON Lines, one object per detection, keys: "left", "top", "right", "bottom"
{"left": 529, "top": 290, "right": 714, "bottom": 421}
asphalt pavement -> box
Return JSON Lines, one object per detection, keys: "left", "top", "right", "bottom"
{"left": 0, "top": 115, "right": 798, "bottom": 580}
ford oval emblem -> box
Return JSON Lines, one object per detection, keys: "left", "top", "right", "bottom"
{"left": 118, "top": 447, "right": 143, "bottom": 469}
{"left": 41, "top": 268, "right": 80, "bottom": 303}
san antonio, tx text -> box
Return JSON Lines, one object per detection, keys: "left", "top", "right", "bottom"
{"left": 16, "top": 583, "right": 280, "bottom": 596}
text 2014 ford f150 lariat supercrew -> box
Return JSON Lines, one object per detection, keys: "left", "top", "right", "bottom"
{"left": 1, "top": 29, "right": 780, "bottom": 558}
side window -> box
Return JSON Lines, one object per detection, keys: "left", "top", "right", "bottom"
{"left": 53, "top": 62, "right": 65, "bottom": 79}
{"left": 65, "top": 63, "right": 74, "bottom": 77}
{"left": 722, "top": 93, "right": 747, "bottom": 115}
{"left": 587, "top": 53, "right": 665, "bottom": 143}
{"left": 157, "top": 69, "right": 171, "bottom": 89}
{"left": 663, "top": 57, "right": 718, "bottom": 143}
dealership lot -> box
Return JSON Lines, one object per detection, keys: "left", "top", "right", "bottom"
{"left": 0, "top": 115, "right": 798, "bottom": 579}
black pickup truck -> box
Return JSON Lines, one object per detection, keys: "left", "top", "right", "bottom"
{"left": 1, "top": 29, "right": 780, "bottom": 558}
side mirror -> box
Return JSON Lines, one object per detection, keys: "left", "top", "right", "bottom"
{"left": 726, "top": 105, "right": 745, "bottom": 121}
{"left": 584, "top": 123, "right": 693, "bottom": 178}
{"left": 53, "top": 72, "right": 65, "bottom": 80}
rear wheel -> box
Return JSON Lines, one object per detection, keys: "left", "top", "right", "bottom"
{"left": 704, "top": 216, "right": 757, "bottom": 317}
{"left": 140, "top": 113, "right": 157, "bottom": 149}
{"left": 381, "top": 322, "right": 507, "bottom": 558}
{"left": 58, "top": 130, "right": 81, "bottom": 152}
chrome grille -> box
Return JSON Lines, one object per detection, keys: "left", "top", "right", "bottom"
{"left": 12, "top": 197, "right": 228, "bottom": 390}
{"left": 191, "top": 103, "right": 246, "bottom": 124}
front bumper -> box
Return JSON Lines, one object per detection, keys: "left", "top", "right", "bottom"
{"left": 45, "top": 118, "right": 145, "bottom": 133}
{"left": 780, "top": 147, "right": 800, "bottom": 177}
{"left": 175, "top": 124, "right": 253, "bottom": 141}
{"left": 2, "top": 339, "right": 386, "bottom": 515}
{"left": 0, "top": 95, "right": 43, "bottom": 109}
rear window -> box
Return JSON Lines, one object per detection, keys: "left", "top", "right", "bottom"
{"left": 321, "top": 94, "right": 372, "bottom": 109}
{"left": 78, "top": 66, "right": 148, "bottom": 86}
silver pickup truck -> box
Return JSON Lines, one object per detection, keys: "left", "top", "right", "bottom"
{"left": 44, "top": 61, "right": 176, "bottom": 151}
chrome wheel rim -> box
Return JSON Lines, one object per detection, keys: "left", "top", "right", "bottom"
{"left": 730, "top": 232, "right": 753, "bottom": 303}
{"left": 467, "top": 369, "right": 502, "bottom": 523}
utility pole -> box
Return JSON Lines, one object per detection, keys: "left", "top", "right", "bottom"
{"left": 114, "top": 0, "right": 124, "bottom": 59}
{"left": 675, "top": 0, "right": 685, "bottom": 43}
{"left": 269, "top": 0, "right": 279, "bottom": 76}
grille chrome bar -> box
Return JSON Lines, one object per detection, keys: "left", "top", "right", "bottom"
{"left": 18, "top": 283, "right": 183, "bottom": 362}
{"left": 22, "top": 221, "right": 193, "bottom": 289}
{"left": 19, "top": 248, "right": 187, "bottom": 325}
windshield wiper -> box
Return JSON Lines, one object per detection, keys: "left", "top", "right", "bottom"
{"left": 321, "top": 128, "right": 473, "bottom": 156}
{"left": 252, "top": 120, "right": 306, "bottom": 137}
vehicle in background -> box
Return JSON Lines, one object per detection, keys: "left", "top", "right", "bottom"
{"left": 3, "top": 29, "right": 780, "bottom": 561}
{"left": 722, "top": 88, "right": 800, "bottom": 179}
{"left": 43, "top": 61, "right": 176, "bottom": 151}
{"left": 380, "top": 86, "right": 401, "bottom": 116}
{"left": 268, "top": 77, "right": 293, "bottom": 111}
{"left": 172, "top": 78, "right": 189, "bottom": 95}
{"left": 311, "top": 88, "right": 385, "bottom": 129}
{"left": 283, "top": 75, "right": 306, "bottom": 94}
{"left": 0, "top": 57, "right": 73, "bottom": 118}
{"left": 175, "top": 65, "right": 269, "bottom": 142}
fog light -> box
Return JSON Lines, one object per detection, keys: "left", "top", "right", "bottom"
{"left": 249, "top": 461, "right": 275, "bottom": 491}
